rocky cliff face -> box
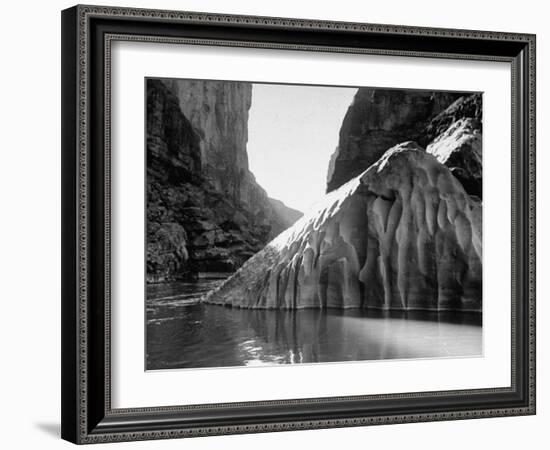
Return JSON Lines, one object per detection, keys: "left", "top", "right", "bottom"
{"left": 426, "top": 117, "right": 482, "bottom": 198}
{"left": 205, "top": 142, "right": 482, "bottom": 311}
{"left": 166, "top": 79, "right": 267, "bottom": 215}
{"left": 421, "top": 93, "right": 483, "bottom": 198}
{"left": 147, "top": 79, "right": 200, "bottom": 281}
{"left": 147, "top": 79, "right": 302, "bottom": 283}
{"left": 326, "top": 89, "right": 463, "bottom": 193}
{"left": 418, "top": 93, "right": 482, "bottom": 147}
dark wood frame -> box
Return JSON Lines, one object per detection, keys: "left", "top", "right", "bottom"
{"left": 61, "top": 4, "right": 536, "bottom": 444}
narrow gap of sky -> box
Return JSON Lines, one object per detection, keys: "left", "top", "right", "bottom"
{"left": 247, "top": 83, "right": 357, "bottom": 213}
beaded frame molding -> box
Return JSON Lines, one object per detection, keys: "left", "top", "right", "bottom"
{"left": 61, "top": 4, "right": 536, "bottom": 444}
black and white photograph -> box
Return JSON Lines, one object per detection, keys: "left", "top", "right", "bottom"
{"left": 0, "top": 0, "right": 543, "bottom": 446}
{"left": 146, "top": 78, "right": 483, "bottom": 370}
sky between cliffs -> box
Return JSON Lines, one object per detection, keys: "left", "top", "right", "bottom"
{"left": 247, "top": 83, "right": 357, "bottom": 213}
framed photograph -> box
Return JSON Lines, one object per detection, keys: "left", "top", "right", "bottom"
{"left": 61, "top": 4, "right": 536, "bottom": 444}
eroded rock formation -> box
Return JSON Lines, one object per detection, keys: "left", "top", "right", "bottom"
{"left": 326, "top": 89, "right": 463, "bottom": 192}
{"left": 147, "top": 79, "right": 302, "bottom": 282}
{"left": 205, "top": 142, "right": 482, "bottom": 311}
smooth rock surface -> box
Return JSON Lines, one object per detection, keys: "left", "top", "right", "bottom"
{"left": 205, "top": 142, "right": 482, "bottom": 311}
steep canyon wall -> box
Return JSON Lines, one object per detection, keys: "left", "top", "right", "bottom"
{"left": 147, "top": 79, "right": 301, "bottom": 282}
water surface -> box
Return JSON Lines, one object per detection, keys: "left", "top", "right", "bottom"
{"left": 146, "top": 280, "right": 482, "bottom": 370}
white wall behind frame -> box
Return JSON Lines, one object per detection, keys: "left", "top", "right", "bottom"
{"left": 0, "top": 0, "right": 545, "bottom": 450}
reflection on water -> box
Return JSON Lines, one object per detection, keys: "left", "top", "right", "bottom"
{"left": 146, "top": 280, "right": 482, "bottom": 370}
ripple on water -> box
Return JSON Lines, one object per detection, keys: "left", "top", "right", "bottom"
{"left": 146, "top": 280, "right": 482, "bottom": 370}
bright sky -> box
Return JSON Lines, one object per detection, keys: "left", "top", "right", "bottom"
{"left": 247, "top": 83, "right": 357, "bottom": 213}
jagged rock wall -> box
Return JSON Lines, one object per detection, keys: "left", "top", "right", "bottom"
{"left": 419, "top": 93, "right": 483, "bottom": 198}
{"left": 147, "top": 79, "right": 302, "bottom": 282}
{"left": 205, "top": 143, "right": 482, "bottom": 311}
{"left": 147, "top": 79, "right": 200, "bottom": 281}
{"left": 326, "top": 89, "right": 463, "bottom": 192}
{"left": 418, "top": 93, "right": 482, "bottom": 147}
{"left": 426, "top": 117, "right": 482, "bottom": 198}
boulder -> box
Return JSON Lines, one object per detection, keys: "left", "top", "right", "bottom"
{"left": 205, "top": 142, "right": 482, "bottom": 312}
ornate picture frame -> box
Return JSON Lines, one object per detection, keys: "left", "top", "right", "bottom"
{"left": 61, "top": 4, "right": 536, "bottom": 444}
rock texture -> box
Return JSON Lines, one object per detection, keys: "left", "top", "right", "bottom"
{"left": 427, "top": 118, "right": 482, "bottom": 198}
{"left": 147, "top": 79, "right": 302, "bottom": 282}
{"left": 165, "top": 79, "right": 252, "bottom": 202}
{"left": 417, "top": 93, "right": 482, "bottom": 147}
{"left": 205, "top": 142, "right": 482, "bottom": 312}
{"left": 419, "top": 93, "right": 483, "bottom": 198}
{"left": 326, "top": 89, "right": 463, "bottom": 192}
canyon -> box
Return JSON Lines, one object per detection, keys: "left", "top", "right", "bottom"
{"left": 147, "top": 79, "right": 301, "bottom": 283}
{"left": 147, "top": 80, "right": 483, "bottom": 312}
{"left": 204, "top": 88, "right": 483, "bottom": 312}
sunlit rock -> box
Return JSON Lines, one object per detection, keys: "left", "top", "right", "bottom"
{"left": 426, "top": 118, "right": 482, "bottom": 198}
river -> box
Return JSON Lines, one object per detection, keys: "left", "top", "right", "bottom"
{"left": 146, "top": 280, "right": 482, "bottom": 370}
